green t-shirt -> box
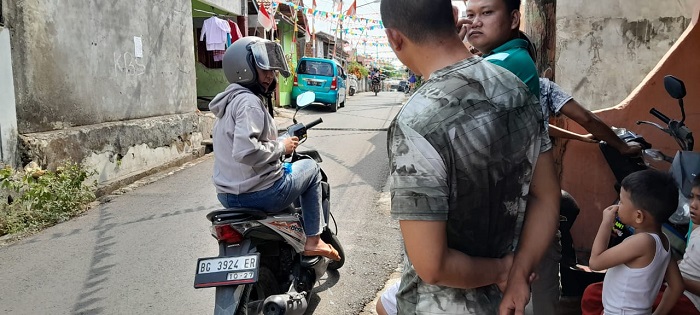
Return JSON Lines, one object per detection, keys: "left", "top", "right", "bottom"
{"left": 483, "top": 38, "right": 540, "bottom": 97}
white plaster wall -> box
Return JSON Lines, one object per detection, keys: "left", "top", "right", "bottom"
{"left": 0, "top": 27, "right": 18, "bottom": 167}
{"left": 556, "top": 0, "right": 695, "bottom": 110}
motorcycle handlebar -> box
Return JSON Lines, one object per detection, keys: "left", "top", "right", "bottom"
{"left": 305, "top": 118, "right": 323, "bottom": 130}
{"left": 649, "top": 108, "right": 671, "bottom": 125}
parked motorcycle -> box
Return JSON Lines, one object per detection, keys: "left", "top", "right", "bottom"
{"left": 194, "top": 91, "right": 345, "bottom": 315}
{"left": 348, "top": 74, "right": 358, "bottom": 96}
{"left": 561, "top": 75, "right": 699, "bottom": 296}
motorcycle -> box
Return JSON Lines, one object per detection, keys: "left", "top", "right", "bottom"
{"left": 371, "top": 76, "right": 381, "bottom": 96}
{"left": 561, "top": 75, "right": 699, "bottom": 296}
{"left": 348, "top": 74, "right": 358, "bottom": 97}
{"left": 194, "top": 91, "right": 345, "bottom": 315}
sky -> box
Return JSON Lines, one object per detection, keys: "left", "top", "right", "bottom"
{"left": 299, "top": 0, "right": 471, "bottom": 67}
{"left": 302, "top": 0, "right": 396, "bottom": 63}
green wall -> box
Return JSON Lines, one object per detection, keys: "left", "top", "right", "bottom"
{"left": 196, "top": 63, "right": 229, "bottom": 97}
{"left": 277, "top": 22, "right": 296, "bottom": 107}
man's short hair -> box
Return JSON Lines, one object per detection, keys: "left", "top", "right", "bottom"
{"left": 380, "top": 0, "right": 456, "bottom": 43}
{"left": 694, "top": 175, "right": 700, "bottom": 189}
{"left": 621, "top": 169, "right": 679, "bottom": 224}
{"left": 504, "top": 0, "right": 521, "bottom": 13}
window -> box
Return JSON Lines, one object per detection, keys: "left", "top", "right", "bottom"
{"left": 298, "top": 60, "right": 334, "bottom": 77}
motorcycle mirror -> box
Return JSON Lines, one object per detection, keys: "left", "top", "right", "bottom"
{"left": 664, "top": 75, "right": 687, "bottom": 123}
{"left": 293, "top": 91, "right": 316, "bottom": 124}
{"left": 664, "top": 75, "right": 686, "bottom": 100}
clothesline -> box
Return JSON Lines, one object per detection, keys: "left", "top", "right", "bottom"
{"left": 193, "top": 8, "right": 236, "bottom": 18}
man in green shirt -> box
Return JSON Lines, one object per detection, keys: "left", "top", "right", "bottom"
{"left": 460, "top": 0, "right": 539, "bottom": 97}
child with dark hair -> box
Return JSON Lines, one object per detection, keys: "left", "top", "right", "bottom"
{"left": 584, "top": 169, "right": 684, "bottom": 314}
{"left": 583, "top": 175, "right": 700, "bottom": 314}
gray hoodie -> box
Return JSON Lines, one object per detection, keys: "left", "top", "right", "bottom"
{"left": 209, "top": 84, "right": 285, "bottom": 195}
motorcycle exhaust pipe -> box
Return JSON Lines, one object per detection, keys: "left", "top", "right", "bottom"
{"left": 262, "top": 292, "right": 308, "bottom": 315}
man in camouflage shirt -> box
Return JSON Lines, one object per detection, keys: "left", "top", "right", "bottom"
{"left": 380, "top": 1, "right": 560, "bottom": 314}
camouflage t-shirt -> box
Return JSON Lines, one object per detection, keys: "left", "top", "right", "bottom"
{"left": 388, "top": 56, "right": 550, "bottom": 315}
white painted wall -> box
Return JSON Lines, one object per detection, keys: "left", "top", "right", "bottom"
{"left": 556, "top": 0, "right": 695, "bottom": 110}
{"left": 0, "top": 27, "right": 18, "bottom": 167}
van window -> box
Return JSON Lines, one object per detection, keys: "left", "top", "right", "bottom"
{"left": 298, "top": 60, "right": 334, "bottom": 77}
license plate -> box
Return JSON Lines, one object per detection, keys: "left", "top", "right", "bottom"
{"left": 306, "top": 80, "right": 322, "bottom": 86}
{"left": 193, "top": 254, "right": 260, "bottom": 288}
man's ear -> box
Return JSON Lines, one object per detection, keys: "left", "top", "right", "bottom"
{"left": 510, "top": 10, "right": 521, "bottom": 30}
{"left": 452, "top": 5, "right": 460, "bottom": 23}
{"left": 385, "top": 28, "right": 405, "bottom": 51}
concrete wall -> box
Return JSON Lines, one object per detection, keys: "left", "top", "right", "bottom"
{"left": 6, "top": 0, "right": 197, "bottom": 133}
{"left": 556, "top": 0, "right": 694, "bottom": 110}
{"left": 0, "top": 27, "right": 18, "bottom": 167}
{"left": 558, "top": 6, "right": 700, "bottom": 258}
{"left": 3, "top": 0, "right": 213, "bottom": 188}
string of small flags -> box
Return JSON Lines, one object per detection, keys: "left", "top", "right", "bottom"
{"left": 271, "top": 1, "right": 384, "bottom": 28}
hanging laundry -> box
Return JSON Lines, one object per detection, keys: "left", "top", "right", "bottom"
{"left": 228, "top": 19, "right": 243, "bottom": 44}
{"left": 212, "top": 50, "right": 225, "bottom": 62}
{"left": 200, "top": 16, "right": 231, "bottom": 51}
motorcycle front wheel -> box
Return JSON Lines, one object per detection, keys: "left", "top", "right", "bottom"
{"left": 321, "top": 229, "right": 345, "bottom": 270}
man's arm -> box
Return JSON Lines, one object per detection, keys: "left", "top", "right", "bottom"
{"left": 559, "top": 100, "right": 641, "bottom": 155}
{"left": 548, "top": 124, "right": 598, "bottom": 143}
{"left": 654, "top": 260, "right": 685, "bottom": 315}
{"left": 400, "top": 220, "right": 512, "bottom": 289}
{"left": 500, "top": 150, "right": 560, "bottom": 315}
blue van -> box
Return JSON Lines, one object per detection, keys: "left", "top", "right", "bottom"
{"left": 292, "top": 57, "right": 347, "bottom": 112}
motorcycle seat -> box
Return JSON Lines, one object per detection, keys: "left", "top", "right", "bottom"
{"left": 206, "top": 205, "right": 301, "bottom": 222}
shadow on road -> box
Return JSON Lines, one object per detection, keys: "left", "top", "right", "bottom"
{"left": 305, "top": 269, "right": 341, "bottom": 315}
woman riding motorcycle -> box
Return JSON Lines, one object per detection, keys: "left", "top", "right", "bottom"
{"left": 209, "top": 36, "right": 340, "bottom": 261}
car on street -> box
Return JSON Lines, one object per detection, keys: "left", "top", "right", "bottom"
{"left": 292, "top": 57, "right": 347, "bottom": 112}
{"left": 397, "top": 80, "right": 409, "bottom": 92}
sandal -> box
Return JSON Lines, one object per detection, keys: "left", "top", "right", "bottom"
{"left": 303, "top": 243, "right": 341, "bottom": 261}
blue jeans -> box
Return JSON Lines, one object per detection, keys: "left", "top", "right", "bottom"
{"left": 217, "top": 159, "right": 324, "bottom": 236}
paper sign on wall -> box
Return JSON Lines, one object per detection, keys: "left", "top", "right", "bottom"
{"left": 134, "top": 36, "right": 143, "bottom": 58}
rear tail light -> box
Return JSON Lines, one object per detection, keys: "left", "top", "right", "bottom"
{"left": 330, "top": 77, "right": 337, "bottom": 90}
{"left": 212, "top": 224, "right": 244, "bottom": 244}
{"left": 293, "top": 75, "right": 298, "bottom": 86}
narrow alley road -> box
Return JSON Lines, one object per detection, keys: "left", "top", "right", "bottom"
{"left": 0, "top": 91, "right": 407, "bottom": 314}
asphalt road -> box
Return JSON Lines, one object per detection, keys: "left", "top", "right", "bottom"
{"left": 0, "top": 91, "right": 407, "bottom": 315}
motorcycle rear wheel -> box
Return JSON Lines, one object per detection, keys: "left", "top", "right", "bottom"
{"left": 235, "top": 267, "right": 279, "bottom": 315}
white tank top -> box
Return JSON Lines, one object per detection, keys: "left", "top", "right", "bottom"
{"left": 602, "top": 233, "right": 671, "bottom": 315}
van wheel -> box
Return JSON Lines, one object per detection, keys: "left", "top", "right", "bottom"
{"left": 330, "top": 99, "right": 338, "bottom": 112}
{"left": 290, "top": 100, "right": 297, "bottom": 108}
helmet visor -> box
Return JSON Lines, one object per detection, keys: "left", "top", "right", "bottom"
{"left": 250, "top": 41, "right": 291, "bottom": 78}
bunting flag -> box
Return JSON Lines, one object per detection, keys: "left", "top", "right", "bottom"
{"left": 271, "top": 1, "right": 383, "bottom": 26}
{"left": 258, "top": 2, "right": 273, "bottom": 31}
{"left": 334, "top": 0, "right": 343, "bottom": 11}
{"left": 345, "top": 0, "right": 356, "bottom": 17}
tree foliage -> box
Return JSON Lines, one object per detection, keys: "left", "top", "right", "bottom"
{"left": 347, "top": 61, "right": 368, "bottom": 78}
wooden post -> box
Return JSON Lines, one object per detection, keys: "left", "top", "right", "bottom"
{"left": 522, "top": 0, "right": 556, "bottom": 79}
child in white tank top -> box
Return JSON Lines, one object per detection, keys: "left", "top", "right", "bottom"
{"left": 589, "top": 170, "right": 684, "bottom": 315}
